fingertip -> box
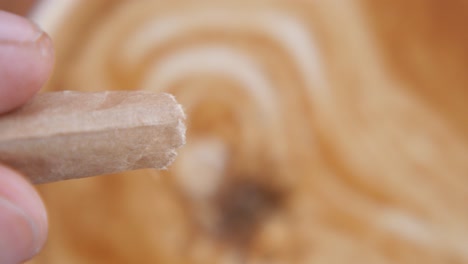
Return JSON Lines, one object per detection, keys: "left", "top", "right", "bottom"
{"left": 0, "top": 11, "right": 55, "bottom": 113}
{"left": 0, "top": 165, "right": 48, "bottom": 263}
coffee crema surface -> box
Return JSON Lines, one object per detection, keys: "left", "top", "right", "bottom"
{"left": 28, "top": 1, "right": 468, "bottom": 263}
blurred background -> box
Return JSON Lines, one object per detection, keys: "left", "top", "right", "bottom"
{"left": 2, "top": 1, "right": 468, "bottom": 263}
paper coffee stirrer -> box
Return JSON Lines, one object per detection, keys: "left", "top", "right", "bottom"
{"left": 0, "top": 91, "right": 186, "bottom": 184}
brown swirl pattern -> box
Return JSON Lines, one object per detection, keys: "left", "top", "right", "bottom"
{"left": 28, "top": 1, "right": 468, "bottom": 263}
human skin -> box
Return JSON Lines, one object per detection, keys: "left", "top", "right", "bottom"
{"left": 0, "top": 10, "right": 54, "bottom": 264}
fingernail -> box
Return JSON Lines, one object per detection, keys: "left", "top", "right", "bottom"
{"left": 0, "top": 198, "right": 39, "bottom": 264}
{"left": 34, "top": 31, "right": 54, "bottom": 58}
{"left": 0, "top": 11, "right": 43, "bottom": 44}
{"left": 0, "top": 11, "right": 53, "bottom": 59}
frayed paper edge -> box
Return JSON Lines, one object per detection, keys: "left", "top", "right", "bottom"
{"left": 159, "top": 93, "right": 187, "bottom": 170}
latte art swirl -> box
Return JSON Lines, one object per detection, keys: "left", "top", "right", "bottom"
{"left": 31, "top": 1, "right": 468, "bottom": 263}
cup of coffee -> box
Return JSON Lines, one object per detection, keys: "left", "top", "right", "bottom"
{"left": 28, "top": 1, "right": 468, "bottom": 263}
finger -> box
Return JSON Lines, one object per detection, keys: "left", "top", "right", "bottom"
{"left": 0, "top": 11, "right": 52, "bottom": 263}
{"left": 0, "top": 166, "right": 48, "bottom": 264}
{"left": 0, "top": 10, "right": 54, "bottom": 113}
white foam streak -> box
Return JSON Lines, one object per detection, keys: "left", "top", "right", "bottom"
{"left": 141, "top": 46, "right": 277, "bottom": 119}
{"left": 123, "top": 8, "right": 328, "bottom": 99}
{"left": 29, "top": 0, "right": 78, "bottom": 32}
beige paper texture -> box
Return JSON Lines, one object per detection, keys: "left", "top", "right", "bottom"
{"left": 0, "top": 91, "right": 186, "bottom": 184}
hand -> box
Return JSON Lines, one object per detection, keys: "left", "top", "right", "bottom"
{"left": 0, "top": 11, "right": 54, "bottom": 264}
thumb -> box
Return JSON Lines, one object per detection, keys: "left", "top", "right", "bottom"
{"left": 0, "top": 10, "right": 54, "bottom": 113}
{"left": 0, "top": 11, "right": 53, "bottom": 264}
